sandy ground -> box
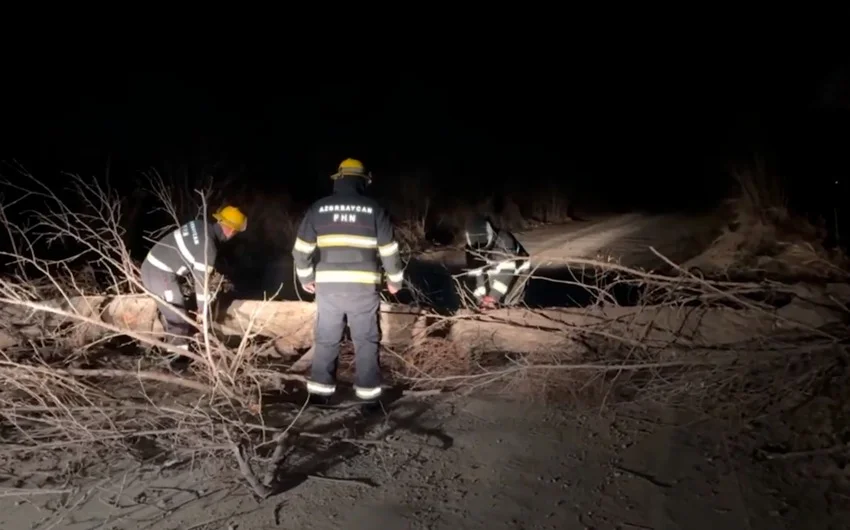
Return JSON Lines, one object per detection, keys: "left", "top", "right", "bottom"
{"left": 1, "top": 391, "right": 838, "bottom": 530}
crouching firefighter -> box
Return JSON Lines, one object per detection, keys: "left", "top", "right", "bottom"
{"left": 292, "top": 158, "right": 404, "bottom": 406}
{"left": 463, "top": 214, "right": 531, "bottom": 310}
{"left": 140, "top": 205, "right": 247, "bottom": 351}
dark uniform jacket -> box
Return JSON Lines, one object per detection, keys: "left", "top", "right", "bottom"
{"left": 144, "top": 219, "right": 223, "bottom": 313}
{"left": 465, "top": 229, "right": 530, "bottom": 303}
{"left": 292, "top": 177, "right": 404, "bottom": 293}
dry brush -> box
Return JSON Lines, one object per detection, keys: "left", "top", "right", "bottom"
{"left": 0, "top": 165, "right": 848, "bottom": 503}
{"left": 0, "top": 167, "right": 309, "bottom": 499}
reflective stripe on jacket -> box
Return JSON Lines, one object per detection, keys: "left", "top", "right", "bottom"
{"left": 292, "top": 178, "right": 403, "bottom": 293}
{"left": 144, "top": 219, "right": 221, "bottom": 312}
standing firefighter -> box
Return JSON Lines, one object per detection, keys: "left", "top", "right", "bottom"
{"left": 292, "top": 158, "right": 404, "bottom": 405}
{"left": 463, "top": 214, "right": 531, "bottom": 310}
{"left": 140, "top": 205, "right": 247, "bottom": 350}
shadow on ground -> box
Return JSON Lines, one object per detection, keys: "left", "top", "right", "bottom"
{"left": 257, "top": 383, "right": 453, "bottom": 497}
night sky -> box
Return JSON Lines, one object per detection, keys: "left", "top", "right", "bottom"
{"left": 1, "top": 34, "right": 848, "bottom": 213}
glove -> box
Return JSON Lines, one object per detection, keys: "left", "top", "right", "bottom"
{"left": 479, "top": 295, "right": 497, "bottom": 310}
{"left": 193, "top": 310, "right": 211, "bottom": 334}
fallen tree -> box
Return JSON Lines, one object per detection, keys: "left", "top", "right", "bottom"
{"left": 448, "top": 283, "right": 848, "bottom": 356}
{"left": 0, "top": 295, "right": 426, "bottom": 353}
{"left": 1, "top": 280, "right": 846, "bottom": 362}
{"left": 1, "top": 167, "right": 849, "bottom": 511}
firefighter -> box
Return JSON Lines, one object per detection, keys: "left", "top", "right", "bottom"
{"left": 463, "top": 214, "right": 531, "bottom": 310}
{"left": 140, "top": 205, "right": 247, "bottom": 350}
{"left": 292, "top": 158, "right": 404, "bottom": 405}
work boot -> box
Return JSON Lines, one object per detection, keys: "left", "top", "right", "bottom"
{"left": 308, "top": 393, "right": 334, "bottom": 407}
{"left": 359, "top": 384, "right": 404, "bottom": 416}
{"left": 162, "top": 342, "right": 193, "bottom": 372}
{"left": 358, "top": 398, "right": 385, "bottom": 417}
{"left": 169, "top": 354, "right": 193, "bottom": 372}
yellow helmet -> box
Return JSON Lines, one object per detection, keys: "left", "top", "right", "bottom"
{"left": 330, "top": 158, "right": 372, "bottom": 183}
{"left": 213, "top": 205, "right": 247, "bottom": 232}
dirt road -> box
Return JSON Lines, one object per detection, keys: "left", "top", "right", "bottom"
{"left": 421, "top": 211, "right": 724, "bottom": 271}
{"left": 408, "top": 211, "right": 725, "bottom": 308}
{"left": 246, "top": 211, "right": 724, "bottom": 304}
{"left": 2, "top": 210, "right": 841, "bottom": 529}
{"left": 517, "top": 211, "right": 723, "bottom": 269}
{"left": 1, "top": 394, "right": 826, "bottom": 530}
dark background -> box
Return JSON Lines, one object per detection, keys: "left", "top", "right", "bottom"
{"left": 1, "top": 33, "right": 848, "bottom": 233}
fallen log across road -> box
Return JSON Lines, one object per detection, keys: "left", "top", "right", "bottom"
{"left": 0, "top": 295, "right": 427, "bottom": 353}
{"left": 448, "top": 300, "right": 841, "bottom": 356}
{"left": 0, "top": 283, "right": 846, "bottom": 360}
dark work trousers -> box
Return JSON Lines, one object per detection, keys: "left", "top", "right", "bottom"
{"left": 140, "top": 259, "right": 193, "bottom": 347}
{"left": 309, "top": 289, "right": 383, "bottom": 400}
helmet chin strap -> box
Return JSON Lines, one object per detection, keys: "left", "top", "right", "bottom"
{"left": 465, "top": 222, "right": 496, "bottom": 248}
{"left": 485, "top": 220, "right": 495, "bottom": 246}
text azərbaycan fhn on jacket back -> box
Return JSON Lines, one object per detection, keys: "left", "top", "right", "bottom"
{"left": 291, "top": 177, "right": 404, "bottom": 293}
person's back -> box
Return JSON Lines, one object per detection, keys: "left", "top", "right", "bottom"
{"left": 141, "top": 206, "right": 247, "bottom": 350}
{"left": 147, "top": 219, "right": 218, "bottom": 278}
{"left": 295, "top": 176, "right": 397, "bottom": 292}
{"left": 292, "top": 158, "right": 403, "bottom": 407}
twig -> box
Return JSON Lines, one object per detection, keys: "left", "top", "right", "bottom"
{"left": 51, "top": 366, "right": 213, "bottom": 394}
{"left": 759, "top": 442, "right": 850, "bottom": 461}
{"left": 622, "top": 522, "right": 655, "bottom": 530}
{"left": 403, "top": 388, "right": 443, "bottom": 397}
{"left": 649, "top": 246, "right": 837, "bottom": 339}
{"left": 293, "top": 430, "right": 435, "bottom": 449}
{"left": 307, "top": 474, "right": 376, "bottom": 488}
{"left": 186, "top": 513, "right": 237, "bottom": 530}
{"left": 262, "top": 395, "right": 310, "bottom": 487}
{"left": 229, "top": 442, "right": 271, "bottom": 499}
{"left": 612, "top": 464, "right": 673, "bottom": 489}
{"left": 0, "top": 487, "right": 73, "bottom": 497}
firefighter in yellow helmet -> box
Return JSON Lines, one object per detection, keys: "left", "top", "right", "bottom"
{"left": 141, "top": 205, "right": 247, "bottom": 351}
{"left": 330, "top": 157, "right": 373, "bottom": 184}
{"left": 292, "top": 158, "right": 404, "bottom": 410}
